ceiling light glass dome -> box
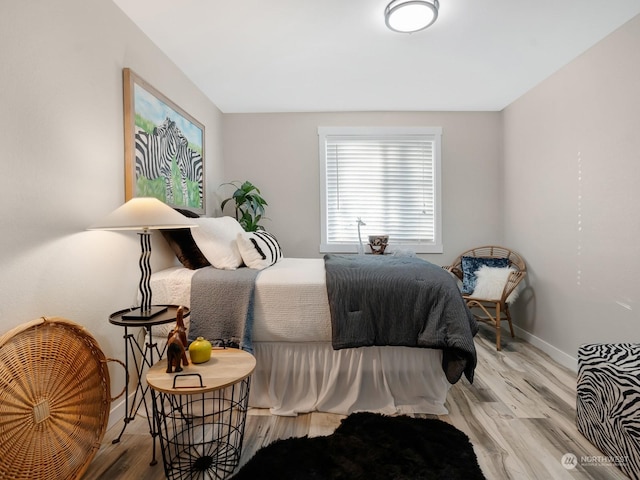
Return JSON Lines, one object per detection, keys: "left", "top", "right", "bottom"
{"left": 385, "top": 0, "right": 439, "bottom": 33}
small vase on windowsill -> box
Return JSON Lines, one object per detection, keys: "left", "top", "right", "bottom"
{"left": 368, "top": 235, "right": 389, "bottom": 255}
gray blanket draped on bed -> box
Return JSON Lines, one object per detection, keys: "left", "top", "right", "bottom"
{"left": 188, "top": 266, "right": 259, "bottom": 353}
{"left": 324, "top": 254, "right": 478, "bottom": 384}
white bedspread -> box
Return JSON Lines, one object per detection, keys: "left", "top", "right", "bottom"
{"left": 150, "top": 258, "right": 331, "bottom": 342}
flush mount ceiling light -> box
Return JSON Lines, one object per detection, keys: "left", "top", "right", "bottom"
{"left": 385, "top": 0, "right": 439, "bottom": 33}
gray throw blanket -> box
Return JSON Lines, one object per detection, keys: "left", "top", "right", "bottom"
{"left": 324, "top": 254, "right": 478, "bottom": 384}
{"left": 189, "top": 266, "right": 259, "bottom": 353}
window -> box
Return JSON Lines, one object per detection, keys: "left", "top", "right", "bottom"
{"left": 319, "top": 126, "right": 442, "bottom": 254}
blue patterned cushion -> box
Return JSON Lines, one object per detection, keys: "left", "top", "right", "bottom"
{"left": 461, "top": 256, "right": 509, "bottom": 294}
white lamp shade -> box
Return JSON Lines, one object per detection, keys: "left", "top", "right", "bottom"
{"left": 88, "top": 197, "right": 198, "bottom": 231}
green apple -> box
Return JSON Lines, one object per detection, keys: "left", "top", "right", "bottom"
{"left": 188, "top": 337, "right": 212, "bottom": 364}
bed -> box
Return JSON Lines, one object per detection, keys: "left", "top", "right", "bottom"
{"left": 149, "top": 253, "right": 478, "bottom": 417}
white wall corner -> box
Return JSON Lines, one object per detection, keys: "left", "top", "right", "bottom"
{"left": 513, "top": 325, "right": 578, "bottom": 373}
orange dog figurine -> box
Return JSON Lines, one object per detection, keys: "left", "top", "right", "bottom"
{"left": 166, "top": 306, "right": 189, "bottom": 373}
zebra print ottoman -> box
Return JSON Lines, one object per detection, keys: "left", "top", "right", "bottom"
{"left": 577, "top": 343, "right": 640, "bottom": 479}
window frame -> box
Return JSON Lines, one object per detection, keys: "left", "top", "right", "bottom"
{"left": 318, "top": 126, "right": 443, "bottom": 254}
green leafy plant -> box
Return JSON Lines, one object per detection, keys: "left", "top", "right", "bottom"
{"left": 220, "top": 180, "right": 268, "bottom": 232}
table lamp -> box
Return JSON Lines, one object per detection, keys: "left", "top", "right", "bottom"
{"left": 89, "top": 197, "right": 198, "bottom": 319}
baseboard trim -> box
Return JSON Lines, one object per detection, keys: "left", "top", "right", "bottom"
{"left": 513, "top": 325, "right": 578, "bottom": 372}
{"left": 107, "top": 392, "right": 135, "bottom": 431}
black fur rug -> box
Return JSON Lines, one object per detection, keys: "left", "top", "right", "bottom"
{"left": 232, "top": 412, "right": 486, "bottom": 479}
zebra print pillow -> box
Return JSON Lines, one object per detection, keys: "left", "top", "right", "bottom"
{"left": 237, "top": 231, "right": 283, "bottom": 270}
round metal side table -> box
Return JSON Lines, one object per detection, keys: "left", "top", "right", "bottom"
{"left": 109, "top": 304, "right": 190, "bottom": 465}
{"left": 147, "top": 348, "right": 256, "bottom": 479}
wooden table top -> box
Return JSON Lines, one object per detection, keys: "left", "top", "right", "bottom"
{"left": 146, "top": 347, "right": 255, "bottom": 395}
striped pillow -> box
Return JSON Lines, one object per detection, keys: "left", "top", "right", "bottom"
{"left": 236, "top": 231, "right": 283, "bottom": 270}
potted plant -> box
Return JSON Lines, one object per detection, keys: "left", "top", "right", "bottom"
{"left": 220, "top": 180, "right": 268, "bottom": 232}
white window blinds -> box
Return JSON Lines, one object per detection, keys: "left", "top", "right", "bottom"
{"left": 319, "top": 127, "right": 442, "bottom": 254}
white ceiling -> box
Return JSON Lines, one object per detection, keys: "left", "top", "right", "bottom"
{"left": 113, "top": 0, "right": 640, "bottom": 113}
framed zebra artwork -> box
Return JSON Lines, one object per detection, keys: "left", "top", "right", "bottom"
{"left": 123, "top": 68, "right": 205, "bottom": 215}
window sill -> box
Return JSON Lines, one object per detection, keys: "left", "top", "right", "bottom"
{"left": 320, "top": 243, "right": 443, "bottom": 255}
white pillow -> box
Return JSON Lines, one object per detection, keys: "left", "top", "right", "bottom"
{"left": 190, "top": 216, "right": 244, "bottom": 270}
{"left": 471, "top": 266, "right": 521, "bottom": 304}
{"left": 236, "top": 231, "right": 283, "bottom": 270}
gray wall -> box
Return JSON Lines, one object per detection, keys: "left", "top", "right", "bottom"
{"left": 503, "top": 14, "right": 640, "bottom": 369}
{"left": 0, "top": 0, "right": 223, "bottom": 426}
{"left": 222, "top": 111, "right": 503, "bottom": 263}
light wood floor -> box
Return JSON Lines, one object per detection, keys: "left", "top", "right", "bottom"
{"left": 83, "top": 325, "right": 629, "bottom": 479}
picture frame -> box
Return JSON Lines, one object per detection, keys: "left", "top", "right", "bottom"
{"left": 123, "top": 68, "right": 205, "bottom": 214}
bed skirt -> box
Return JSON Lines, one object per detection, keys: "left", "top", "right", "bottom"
{"left": 249, "top": 342, "right": 451, "bottom": 416}
{"left": 148, "top": 264, "right": 453, "bottom": 417}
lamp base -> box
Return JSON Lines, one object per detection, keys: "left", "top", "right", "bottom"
{"left": 122, "top": 305, "right": 168, "bottom": 320}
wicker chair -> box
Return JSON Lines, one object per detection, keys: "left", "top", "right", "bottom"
{"left": 444, "top": 246, "right": 526, "bottom": 350}
{"left": 0, "top": 317, "right": 125, "bottom": 480}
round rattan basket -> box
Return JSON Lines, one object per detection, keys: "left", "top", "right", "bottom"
{"left": 0, "top": 317, "right": 124, "bottom": 480}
